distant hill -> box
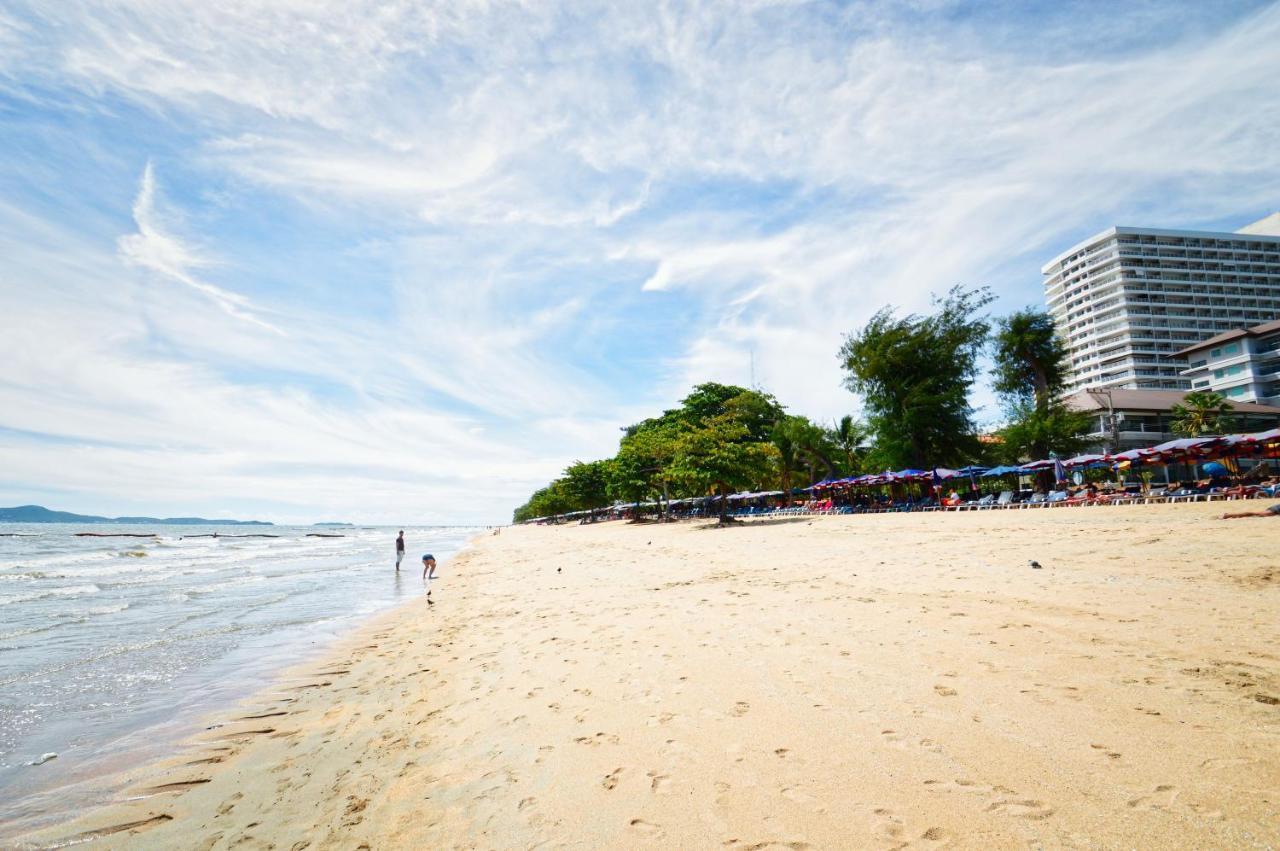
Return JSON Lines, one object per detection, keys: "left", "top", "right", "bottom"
{"left": 0, "top": 505, "right": 273, "bottom": 525}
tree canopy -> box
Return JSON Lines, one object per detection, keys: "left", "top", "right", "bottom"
{"left": 989, "top": 307, "right": 1091, "bottom": 461}
{"left": 1170, "top": 391, "right": 1235, "bottom": 437}
{"left": 838, "top": 286, "right": 993, "bottom": 469}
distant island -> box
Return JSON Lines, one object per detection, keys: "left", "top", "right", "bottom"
{"left": 0, "top": 505, "right": 273, "bottom": 525}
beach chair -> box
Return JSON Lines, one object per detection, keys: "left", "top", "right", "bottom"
{"left": 1019, "top": 492, "right": 1047, "bottom": 509}
{"left": 995, "top": 491, "right": 1013, "bottom": 508}
{"left": 1143, "top": 488, "right": 1168, "bottom": 504}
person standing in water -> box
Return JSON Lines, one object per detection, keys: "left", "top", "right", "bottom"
{"left": 395, "top": 531, "right": 405, "bottom": 571}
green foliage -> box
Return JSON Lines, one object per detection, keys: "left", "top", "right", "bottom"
{"left": 990, "top": 307, "right": 1089, "bottom": 461}
{"left": 608, "top": 422, "right": 682, "bottom": 508}
{"left": 991, "top": 309, "right": 1069, "bottom": 406}
{"left": 561, "top": 460, "right": 613, "bottom": 510}
{"left": 512, "top": 480, "right": 575, "bottom": 523}
{"left": 517, "top": 383, "right": 787, "bottom": 523}
{"left": 996, "top": 398, "right": 1093, "bottom": 463}
{"left": 1170, "top": 391, "right": 1236, "bottom": 437}
{"left": 623, "top": 382, "right": 779, "bottom": 440}
{"left": 830, "top": 415, "right": 867, "bottom": 475}
{"left": 838, "top": 286, "right": 993, "bottom": 468}
{"left": 670, "top": 409, "right": 779, "bottom": 521}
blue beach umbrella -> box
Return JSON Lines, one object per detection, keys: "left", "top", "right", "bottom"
{"left": 1202, "top": 461, "right": 1229, "bottom": 478}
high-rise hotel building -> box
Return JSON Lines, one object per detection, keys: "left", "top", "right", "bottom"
{"left": 1043, "top": 213, "right": 1280, "bottom": 392}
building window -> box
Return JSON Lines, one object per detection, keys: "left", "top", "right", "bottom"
{"left": 1223, "top": 342, "right": 1242, "bottom": 356}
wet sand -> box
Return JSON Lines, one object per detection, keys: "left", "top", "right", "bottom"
{"left": 20, "top": 502, "right": 1280, "bottom": 849}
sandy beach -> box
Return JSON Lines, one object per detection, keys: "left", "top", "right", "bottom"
{"left": 20, "top": 503, "right": 1280, "bottom": 849}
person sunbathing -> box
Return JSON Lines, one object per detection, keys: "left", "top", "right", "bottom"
{"left": 1223, "top": 503, "right": 1280, "bottom": 520}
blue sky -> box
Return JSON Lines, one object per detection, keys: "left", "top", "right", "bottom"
{"left": 1, "top": 0, "right": 1279, "bottom": 524}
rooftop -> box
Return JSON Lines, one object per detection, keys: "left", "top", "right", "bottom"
{"left": 1065, "top": 388, "right": 1280, "bottom": 416}
{"left": 1041, "top": 213, "right": 1280, "bottom": 274}
{"left": 1173, "top": 318, "right": 1280, "bottom": 357}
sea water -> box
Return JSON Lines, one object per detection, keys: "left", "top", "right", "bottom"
{"left": 0, "top": 523, "right": 477, "bottom": 835}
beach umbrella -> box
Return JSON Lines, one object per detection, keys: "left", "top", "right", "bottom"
{"left": 1063, "top": 453, "right": 1110, "bottom": 469}
{"left": 1202, "top": 461, "right": 1229, "bottom": 478}
{"left": 1053, "top": 456, "right": 1067, "bottom": 484}
{"left": 1018, "top": 459, "right": 1055, "bottom": 472}
{"left": 1147, "top": 436, "right": 1224, "bottom": 462}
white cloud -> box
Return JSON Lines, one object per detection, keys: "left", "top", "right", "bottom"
{"left": 2, "top": 1, "right": 1280, "bottom": 519}
{"left": 118, "top": 162, "right": 284, "bottom": 334}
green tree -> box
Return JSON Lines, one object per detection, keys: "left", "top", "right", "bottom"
{"left": 992, "top": 309, "right": 1070, "bottom": 408}
{"left": 1170, "top": 391, "right": 1236, "bottom": 437}
{"left": 838, "top": 286, "right": 993, "bottom": 469}
{"left": 786, "top": 416, "right": 839, "bottom": 483}
{"left": 990, "top": 307, "right": 1091, "bottom": 461}
{"left": 512, "top": 479, "right": 575, "bottom": 523}
{"left": 769, "top": 416, "right": 810, "bottom": 502}
{"left": 609, "top": 423, "right": 682, "bottom": 517}
{"left": 997, "top": 399, "right": 1092, "bottom": 463}
{"left": 671, "top": 411, "right": 779, "bottom": 523}
{"left": 830, "top": 415, "right": 866, "bottom": 475}
{"left": 561, "top": 459, "right": 613, "bottom": 513}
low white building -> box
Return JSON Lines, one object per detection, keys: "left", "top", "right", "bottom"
{"left": 1174, "top": 319, "right": 1280, "bottom": 405}
{"left": 1065, "top": 388, "right": 1280, "bottom": 453}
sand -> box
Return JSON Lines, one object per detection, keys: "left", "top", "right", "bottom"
{"left": 18, "top": 502, "right": 1280, "bottom": 850}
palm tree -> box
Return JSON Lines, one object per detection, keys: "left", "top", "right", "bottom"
{"left": 831, "top": 415, "right": 866, "bottom": 475}
{"left": 992, "top": 310, "right": 1069, "bottom": 411}
{"left": 770, "top": 420, "right": 801, "bottom": 505}
{"left": 1170, "top": 391, "right": 1235, "bottom": 437}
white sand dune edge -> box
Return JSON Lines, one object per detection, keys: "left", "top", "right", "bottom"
{"left": 22, "top": 503, "right": 1280, "bottom": 850}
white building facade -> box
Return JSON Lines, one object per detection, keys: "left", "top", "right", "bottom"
{"left": 1043, "top": 215, "right": 1280, "bottom": 392}
{"left": 1176, "top": 319, "right": 1280, "bottom": 405}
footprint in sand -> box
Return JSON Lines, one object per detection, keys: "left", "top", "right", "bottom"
{"left": 871, "top": 806, "right": 904, "bottom": 840}
{"left": 731, "top": 701, "right": 751, "bottom": 717}
{"left": 602, "top": 768, "right": 624, "bottom": 790}
{"left": 985, "top": 798, "right": 1055, "bottom": 820}
{"left": 920, "top": 826, "right": 952, "bottom": 845}
{"left": 1127, "top": 784, "right": 1179, "bottom": 810}
{"left": 629, "top": 818, "right": 663, "bottom": 837}
{"left": 933, "top": 685, "right": 958, "bottom": 697}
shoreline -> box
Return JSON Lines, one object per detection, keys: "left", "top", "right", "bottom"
{"left": 17, "top": 507, "right": 1280, "bottom": 848}
{"left": 2, "top": 531, "right": 480, "bottom": 845}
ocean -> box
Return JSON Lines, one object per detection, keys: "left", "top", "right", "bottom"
{"left": 0, "top": 522, "right": 478, "bottom": 836}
